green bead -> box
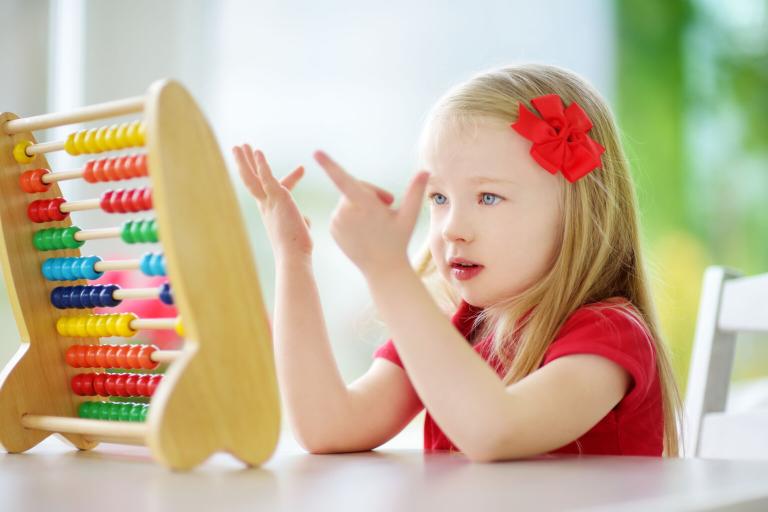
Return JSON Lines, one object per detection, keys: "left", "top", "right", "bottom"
{"left": 139, "top": 406, "right": 148, "bottom": 422}
{"left": 78, "top": 401, "right": 93, "bottom": 418}
{"left": 62, "top": 227, "right": 83, "bottom": 248}
{"left": 120, "top": 403, "right": 132, "bottom": 421}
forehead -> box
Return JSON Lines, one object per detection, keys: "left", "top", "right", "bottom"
{"left": 421, "top": 115, "right": 548, "bottom": 186}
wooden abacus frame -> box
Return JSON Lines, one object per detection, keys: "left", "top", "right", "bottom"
{"left": 0, "top": 80, "right": 281, "bottom": 470}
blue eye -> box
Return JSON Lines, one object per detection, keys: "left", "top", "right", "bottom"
{"left": 430, "top": 193, "right": 447, "bottom": 205}
{"left": 480, "top": 193, "right": 501, "bottom": 206}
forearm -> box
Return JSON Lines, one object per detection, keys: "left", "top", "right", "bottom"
{"left": 364, "top": 261, "right": 512, "bottom": 457}
{"left": 273, "top": 254, "right": 350, "bottom": 447}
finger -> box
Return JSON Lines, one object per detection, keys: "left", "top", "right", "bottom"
{"left": 252, "top": 149, "right": 283, "bottom": 194}
{"left": 313, "top": 150, "right": 369, "bottom": 203}
{"left": 280, "top": 166, "right": 305, "bottom": 191}
{"left": 359, "top": 181, "right": 394, "bottom": 206}
{"left": 397, "top": 171, "right": 430, "bottom": 229}
{"left": 233, "top": 145, "right": 266, "bottom": 199}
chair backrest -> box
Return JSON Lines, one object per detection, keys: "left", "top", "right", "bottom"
{"left": 685, "top": 266, "right": 768, "bottom": 459}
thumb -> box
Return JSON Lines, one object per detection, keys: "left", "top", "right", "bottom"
{"left": 397, "top": 171, "right": 430, "bottom": 230}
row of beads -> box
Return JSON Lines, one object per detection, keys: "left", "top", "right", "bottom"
{"left": 78, "top": 401, "right": 148, "bottom": 422}
{"left": 66, "top": 344, "right": 159, "bottom": 370}
{"left": 42, "top": 252, "right": 166, "bottom": 281}
{"left": 64, "top": 121, "right": 145, "bottom": 155}
{"left": 27, "top": 198, "right": 67, "bottom": 223}
{"left": 18, "top": 156, "right": 150, "bottom": 195}
{"left": 33, "top": 219, "right": 159, "bottom": 251}
{"left": 52, "top": 284, "right": 120, "bottom": 308}
{"left": 51, "top": 282, "right": 173, "bottom": 309}
{"left": 71, "top": 373, "right": 161, "bottom": 397}
{"left": 121, "top": 219, "right": 158, "bottom": 244}
{"left": 85, "top": 155, "right": 148, "bottom": 183}
{"left": 26, "top": 187, "right": 153, "bottom": 223}
{"left": 57, "top": 313, "right": 137, "bottom": 338}
{"left": 101, "top": 187, "right": 152, "bottom": 213}
{"left": 33, "top": 226, "right": 81, "bottom": 250}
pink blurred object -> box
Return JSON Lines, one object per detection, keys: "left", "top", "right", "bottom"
{"left": 90, "top": 257, "right": 180, "bottom": 350}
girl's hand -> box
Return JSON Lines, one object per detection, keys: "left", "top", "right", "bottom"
{"left": 314, "top": 150, "right": 429, "bottom": 276}
{"left": 233, "top": 144, "right": 313, "bottom": 259}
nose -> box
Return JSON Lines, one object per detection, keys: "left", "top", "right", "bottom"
{"left": 441, "top": 207, "right": 474, "bottom": 243}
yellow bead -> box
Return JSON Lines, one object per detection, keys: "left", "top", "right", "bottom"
{"left": 13, "top": 140, "right": 34, "bottom": 164}
{"left": 56, "top": 317, "right": 68, "bottom": 336}
{"left": 104, "top": 314, "right": 118, "bottom": 336}
{"left": 117, "top": 313, "right": 137, "bottom": 337}
{"left": 76, "top": 316, "right": 89, "bottom": 337}
{"left": 125, "top": 121, "right": 142, "bottom": 147}
{"left": 175, "top": 317, "right": 184, "bottom": 337}
{"left": 74, "top": 130, "right": 88, "bottom": 153}
{"left": 137, "top": 122, "right": 146, "bottom": 145}
{"left": 84, "top": 128, "right": 100, "bottom": 153}
{"left": 104, "top": 124, "right": 120, "bottom": 150}
{"left": 95, "top": 126, "right": 111, "bottom": 152}
{"left": 115, "top": 124, "right": 128, "bottom": 148}
{"left": 94, "top": 315, "right": 109, "bottom": 337}
{"left": 64, "top": 133, "right": 80, "bottom": 156}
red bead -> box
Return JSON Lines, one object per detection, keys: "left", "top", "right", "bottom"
{"left": 125, "top": 374, "right": 139, "bottom": 396}
{"left": 83, "top": 160, "right": 97, "bottom": 183}
{"left": 115, "top": 345, "right": 130, "bottom": 368}
{"left": 94, "top": 346, "right": 108, "bottom": 367}
{"left": 136, "top": 375, "right": 149, "bottom": 396}
{"left": 65, "top": 346, "right": 80, "bottom": 367}
{"left": 126, "top": 345, "right": 141, "bottom": 369}
{"left": 113, "top": 375, "right": 127, "bottom": 396}
{"left": 93, "top": 373, "right": 107, "bottom": 396}
{"left": 85, "top": 346, "right": 98, "bottom": 367}
{"left": 138, "top": 345, "right": 158, "bottom": 369}
{"left": 147, "top": 375, "right": 162, "bottom": 396}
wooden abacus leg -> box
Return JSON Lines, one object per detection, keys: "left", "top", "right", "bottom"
{"left": 143, "top": 81, "right": 281, "bottom": 470}
{"left": 0, "top": 116, "right": 98, "bottom": 453}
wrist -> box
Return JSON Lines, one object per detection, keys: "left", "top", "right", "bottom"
{"left": 275, "top": 252, "right": 313, "bottom": 272}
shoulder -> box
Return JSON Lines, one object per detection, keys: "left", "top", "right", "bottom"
{"left": 543, "top": 297, "right": 657, "bottom": 408}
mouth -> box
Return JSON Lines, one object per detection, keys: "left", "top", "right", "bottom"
{"left": 449, "top": 258, "right": 484, "bottom": 281}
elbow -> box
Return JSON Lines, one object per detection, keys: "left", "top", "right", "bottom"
{"left": 460, "top": 429, "right": 522, "bottom": 463}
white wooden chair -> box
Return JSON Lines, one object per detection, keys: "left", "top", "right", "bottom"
{"left": 685, "top": 266, "right": 768, "bottom": 459}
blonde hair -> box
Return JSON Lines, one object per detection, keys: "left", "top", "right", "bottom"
{"left": 413, "top": 64, "right": 683, "bottom": 457}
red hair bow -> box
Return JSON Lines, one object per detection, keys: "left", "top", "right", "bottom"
{"left": 511, "top": 94, "right": 605, "bottom": 183}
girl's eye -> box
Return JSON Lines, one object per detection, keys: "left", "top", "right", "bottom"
{"left": 430, "top": 193, "right": 447, "bottom": 205}
{"left": 480, "top": 193, "right": 502, "bottom": 206}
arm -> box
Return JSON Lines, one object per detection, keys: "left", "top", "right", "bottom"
{"left": 365, "top": 263, "right": 630, "bottom": 461}
{"left": 275, "top": 256, "right": 423, "bottom": 453}
{"left": 233, "top": 145, "right": 422, "bottom": 453}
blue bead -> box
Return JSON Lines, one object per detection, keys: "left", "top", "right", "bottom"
{"left": 60, "top": 258, "right": 75, "bottom": 280}
{"left": 101, "top": 284, "right": 121, "bottom": 307}
{"left": 51, "top": 287, "right": 65, "bottom": 308}
{"left": 82, "top": 256, "right": 103, "bottom": 280}
{"left": 159, "top": 282, "right": 174, "bottom": 305}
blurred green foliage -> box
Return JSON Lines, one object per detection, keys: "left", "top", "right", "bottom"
{"left": 617, "top": 0, "right": 768, "bottom": 394}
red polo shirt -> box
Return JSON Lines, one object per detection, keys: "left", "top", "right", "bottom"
{"left": 373, "top": 298, "right": 663, "bottom": 456}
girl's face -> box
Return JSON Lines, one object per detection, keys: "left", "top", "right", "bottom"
{"left": 423, "top": 116, "right": 564, "bottom": 308}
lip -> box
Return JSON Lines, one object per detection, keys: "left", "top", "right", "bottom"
{"left": 448, "top": 257, "right": 484, "bottom": 281}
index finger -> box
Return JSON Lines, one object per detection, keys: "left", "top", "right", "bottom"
{"left": 313, "top": 150, "right": 369, "bottom": 203}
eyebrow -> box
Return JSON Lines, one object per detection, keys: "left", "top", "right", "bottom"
{"left": 427, "top": 176, "right": 516, "bottom": 185}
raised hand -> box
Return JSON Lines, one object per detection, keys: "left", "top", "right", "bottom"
{"left": 314, "top": 150, "right": 429, "bottom": 276}
{"left": 233, "top": 144, "right": 313, "bottom": 259}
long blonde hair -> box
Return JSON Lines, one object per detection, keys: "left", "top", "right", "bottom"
{"left": 413, "top": 64, "right": 683, "bottom": 457}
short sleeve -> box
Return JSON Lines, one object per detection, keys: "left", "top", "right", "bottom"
{"left": 373, "top": 338, "right": 404, "bottom": 368}
{"left": 542, "top": 305, "right": 657, "bottom": 410}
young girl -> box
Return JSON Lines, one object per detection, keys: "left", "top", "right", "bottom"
{"left": 232, "top": 63, "right": 683, "bottom": 461}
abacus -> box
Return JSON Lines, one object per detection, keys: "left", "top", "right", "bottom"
{"left": 0, "top": 80, "right": 281, "bottom": 470}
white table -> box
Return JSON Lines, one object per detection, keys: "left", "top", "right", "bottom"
{"left": 2, "top": 433, "right": 768, "bottom": 511}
